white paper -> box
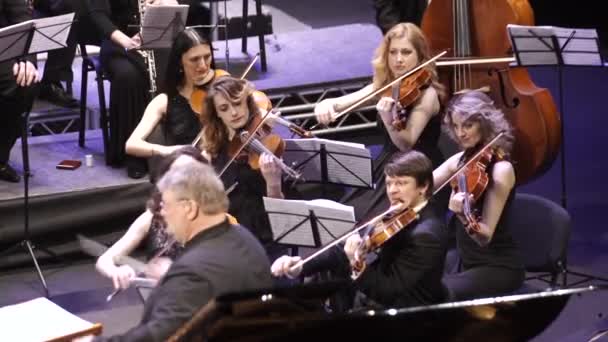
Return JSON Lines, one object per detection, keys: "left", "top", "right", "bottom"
{"left": 28, "top": 13, "right": 74, "bottom": 54}
{"left": 0, "top": 21, "right": 34, "bottom": 62}
{"left": 0, "top": 297, "right": 98, "bottom": 342}
{"left": 264, "top": 197, "right": 356, "bottom": 247}
{"left": 140, "top": 5, "right": 189, "bottom": 49}
{"left": 507, "top": 24, "right": 602, "bottom": 66}
{"left": 283, "top": 138, "right": 372, "bottom": 187}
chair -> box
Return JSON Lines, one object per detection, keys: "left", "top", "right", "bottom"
{"left": 78, "top": 43, "right": 111, "bottom": 165}
{"left": 506, "top": 193, "right": 571, "bottom": 288}
{"left": 241, "top": 0, "right": 269, "bottom": 71}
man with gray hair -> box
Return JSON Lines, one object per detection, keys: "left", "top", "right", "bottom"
{"left": 87, "top": 158, "right": 273, "bottom": 342}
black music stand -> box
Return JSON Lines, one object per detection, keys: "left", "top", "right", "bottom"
{"left": 508, "top": 24, "right": 607, "bottom": 286}
{"left": 264, "top": 197, "right": 356, "bottom": 256}
{"left": 138, "top": 4, "right": 188, "bottom": 49}
{"left": 281, "top": 138, "right": 373, "bottom": 198}
{"left": 507, "top": 24, "right": 604, "bottom": 209}
{"left": 0, "top": 13, "right": 75, "bottom": 298}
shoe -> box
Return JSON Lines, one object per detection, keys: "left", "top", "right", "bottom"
{"left": 127, "top": 166, "right": 147, "bottom": 179}
{"left": 38, "top": 82, "right": 79, "bottom": 108}
{"left": 0, "top": 163, "right": 20, "bottom": 183}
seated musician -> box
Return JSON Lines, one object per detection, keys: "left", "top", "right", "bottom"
{"left": 433, "top": 90, "right": 524, "bottom": 301}
{"left": 271, "top": 151, "right": 448, "bottom": 310}
{"left": 125, "top": 27, "right": 228, "bottom": 159}
{"left": 202, "top": 76, "right": 289, "bottom": 249}
{"left": 96, "top": 146, "right": 236, "bottom": 290}
{"left": 314, "top": 22, "right": 448, "bottom": 220}
{"left": 79, "top": 159, "right": 272, "bottom": 342}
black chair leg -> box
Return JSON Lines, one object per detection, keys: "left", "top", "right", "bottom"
{"left": 255, "top": 0, "right": 267, "bottom": 72}
{"left": 96, "top": 75, "right": 110, "bottom": 165}
{"left": 242, "top": 0, "right": 248, "bottom": 53}
{"left": 78, "top": 60, "right": 89, "bottom": 148}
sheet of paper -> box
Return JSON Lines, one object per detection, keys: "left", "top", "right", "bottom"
{"left": 141, "top": 5, "right": 189, "bottom": 49}
{"left": 29, "top": 13, "right": 74, "bottom": 54}
{"left": 0, "top": 21, "right": 34, "bottom": 62}
{"left": 0, "top": 297, "right": 97, "bottom": 342}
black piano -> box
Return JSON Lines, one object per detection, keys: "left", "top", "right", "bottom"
{"left": 167, "top": 284, "right": 606, "bottom": 341}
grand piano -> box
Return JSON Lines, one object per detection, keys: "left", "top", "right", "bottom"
{"left": 167, "top": 283, "right": 606, "bottom": 341}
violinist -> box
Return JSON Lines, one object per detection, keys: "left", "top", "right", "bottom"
{"left": 433, "top": 90, "right": 524, "bottom": 301}
{"left": 125, "top": 28, "right": 228, "bottom": 162}
{"left": 315, "top": 22, "right": 448, "bottom": 219}
{"left": 271, "top": 151, "right": 447, "bottom": 310}
{"left": 202, "top": 76, "right": 287, "bottom": 247}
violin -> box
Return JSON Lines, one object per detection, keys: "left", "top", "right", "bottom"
{"left": 383, "top": 68, "right": 433, "bottom": 131}
{"left": 223, "top": 109, "right": 301, "bottom": 180}
{"left": 449, "top": 147, "right": 504, "bottom": 235}
{"left": 351, "top": 204, "right": 421, "bottom": 279}
{"left": 252, "top": 90, "right": 313, "bottom": 138}
{"left": 189, "top": 69, "right": 231, "bottom": 116}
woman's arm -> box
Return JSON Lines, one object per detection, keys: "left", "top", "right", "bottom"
{"left": 433, "top": 152, "right": 461, "bottom": 192}
{"left": 96, "top": 210, "right": 153, "bottom": 279}
{"left": 314, "top": 84, "right": 375, "bottom": 125}
{"left": 378, "top": 87, "right": 440, "bottom": 151}
{"left": 473, "top": 160, "right": 516, "bottom": 246}
{"left": 125, "top": 94, "right": 185, "bottom": 157}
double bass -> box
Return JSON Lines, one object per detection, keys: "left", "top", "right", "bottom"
{"left": 421, "top": 0, "right": 561, "bottom": 185}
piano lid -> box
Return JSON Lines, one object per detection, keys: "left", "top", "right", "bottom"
{"left": 168, "top": 285, "right": 606, "bottom": 341}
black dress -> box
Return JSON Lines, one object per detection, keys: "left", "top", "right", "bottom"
{"left": 346, "top": 109, "right": 446, "bottom": 222}
{"left": 89, "top": 0, "right": 150, "bottom": 171}
{"left": 442, "top": 153, "right": 525, "bottom": 301}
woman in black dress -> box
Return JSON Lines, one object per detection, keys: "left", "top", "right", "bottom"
{"left": 434, "top": 90, "right": 525, "bottom": 300}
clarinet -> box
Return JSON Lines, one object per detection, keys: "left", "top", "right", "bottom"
{"left": 137, "top": 0, "right": 157, "bottom": 94}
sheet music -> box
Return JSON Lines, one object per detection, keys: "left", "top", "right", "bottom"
{"left": 507, "top": 24, "right": 602, "bottom": 66}
{"left": 264, "top": 197, "right": 356, "bottom": 247}
{"left": 0, "top": 297, "right": 97, "bottom": 341}
{"left": 283, "top": 138, "right": 372, "bottom": 187}
{"left": 141, "top": 5, "right": 189, "bottom": 49}
{"left": 28, "top": 13, "right": 74, "bottom": 54}
{"left": 0, "top": 21, "right": 34, "bottom": 62}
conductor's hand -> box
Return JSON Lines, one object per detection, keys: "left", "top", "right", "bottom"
{"left": 344, "top": 234, "right": 364, "bottom": 266}
{"left": 271, "top": 255, "right": 302, "bottom": 279}
{"left": 12, "top": 61, "right": 38, "bottom": 87}
{"left": 314, "top": 99, "right": 338, "bottom": 126}
{"left": 110, "top": 265, "right": 136, "bottom": 290}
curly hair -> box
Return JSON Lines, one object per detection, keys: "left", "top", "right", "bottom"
{"left": 443, "top": 90, "right": 515, "bottom": 154}
{"left": 202, "top": 76, "right": 260, "bottom": 156}
{"left": 371, "top": 22, "right": 446, "bottom": 104}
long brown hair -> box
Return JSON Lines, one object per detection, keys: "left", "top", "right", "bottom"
{"left": 202, "top": 76, "right": 259, "bottom": 156}
{"left": 371, "top": 22, "right": 447, "bottom": 104}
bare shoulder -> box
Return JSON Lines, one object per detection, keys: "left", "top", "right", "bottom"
{"left": 416, "top": 86, "right": 440, "bottom": 116}
{"left": 492, "top": 160, "right": 516, "bottom": 188}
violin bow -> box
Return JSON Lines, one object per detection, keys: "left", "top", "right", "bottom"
{"left": 290, "top": 204, "right": 405, "bottom": 272}
{"left": 190, "top": 54, "right": 261, "bottom": 148}
{"left": 433, "top": 131, "right": 505, "bottom": 195}
{"left": 310, "top": 50, "right": 447, "bottom": 130}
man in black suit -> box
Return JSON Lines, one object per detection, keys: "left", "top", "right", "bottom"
{"left": 0, "top": 0, "right": 40, "bottom": 183}
{"left": 80, "top": 158, "right": 273, "bottom": 341}
{"left": 271, "top": 151, "right": 448, "bottom": 310}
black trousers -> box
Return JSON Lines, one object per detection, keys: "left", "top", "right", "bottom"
{"left": 0, "top": 61, "right": 38, "bottom": 164}
{"left": 443, "top": 265, "right": 525, "bottom": 301}
{"left": 100, "top": 40, "right": 150, "bottom": 168}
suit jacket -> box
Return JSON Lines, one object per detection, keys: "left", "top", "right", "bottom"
{"left": 303, "top": 203, "right": 448, "bottom": 308}
{"left": 96, "top": 219, "right": 273, "bottom": 342}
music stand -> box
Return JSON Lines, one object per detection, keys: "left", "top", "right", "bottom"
{"left": 263, "top": 197, "right": 356, "bottom": 256}
{"left": 281, "top": 138, "right": 373, "bottom": 198}
{"left": 139, "top": 5, "right": 189, "bottom": 50}
{"left": 508, "top": 24, "right": 607, "bottom": 286}
{"left": 507, "top": 24, "right": 604, "bottom": 209}
{"left": 0, "top": 13, "right": 75, "bottom": 298}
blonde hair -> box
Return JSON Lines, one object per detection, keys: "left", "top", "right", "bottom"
{"left": 371, "top": 22, "right": 446, "bottom": 103}
{"left": 443, "top": 90, "right": 514, "bottom": 153}
{"left": 157, "top": 160, "right": 229, "bottom": 215}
